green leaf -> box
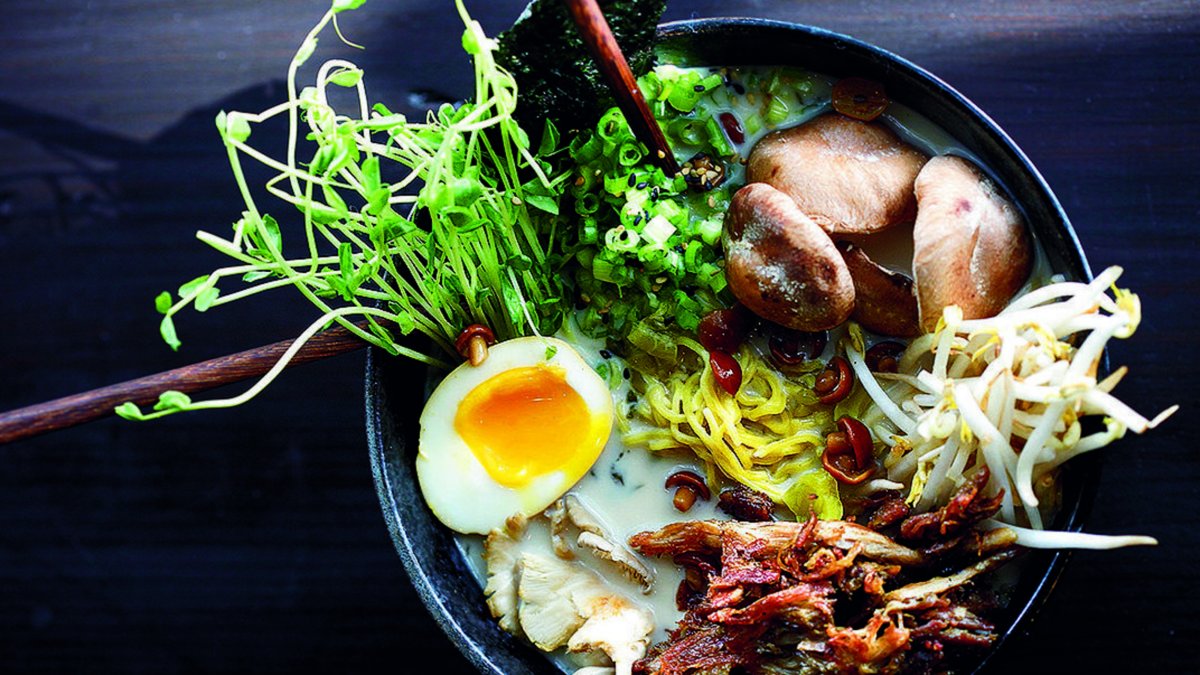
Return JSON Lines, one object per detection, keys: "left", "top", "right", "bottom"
{"left": 392, "top": 310, "right": 416, "bottom": 335}
{"left": 178, "top": 275, "right": 209, "bottom": 299}
{"left": 322, "top": 184, "right": 349, "bottom": 216}
{"left": 332, "top": 0, "right": 366, "bottom": 13}
{"left": 461, "top": 27, "right": 480, "bottom": 55}
{"left": 194, "top": 287, "right": 220, "bottom": 312}
{"left": 337, "top": 242, "right": 355, "bottom": 296}
{"left": 224, "top": 113, "right": 251, "bottom": 143}
{"left": 360, "top": 156, "right": 381, "bottom": 194}
{"left": 338, "top": 242, "right": 353, "bottom": 273}
{"left": 328, "top": 68, "right": 363, "bottom": 87}
{"left": 511, "top": 125, "right": 530, "bottom": 150}
{"left": 367, "top": 320, "right": 394, "bottom": 346}
{"left": 154, "top": 390, "right": 193, "bottom": 411}
{"left": 501, "top": 281, "right": 524, "bottom": 326}
{"left": 114, "top": 402, "right": 144, "bottom": 421}
{"left": 456, "top": 217, "right": 487, "bottom": 234}
{"left": 451, "top": 179, "right": 484, "bottom": 207}
{"left": 545, "top": 344, "right": 557, "bottom": 360}
{"left": 155, "top": 291, "right": 172, "bottom": 315}
{"left": 366, "top": 187, "right": 390, "bottom": 215}
{"left": 160, "top": 316, "right": 182, "bottom": 352}
{"left": 537, "top": 118, "right": 560, "bottom": 156}
{"left": 323, "top": 275, "right": 347, "bottom": 299}
{"left": 523, "top": 193, "right": 559, "bottom": 215}
{"left": 242, "top": 270, "right": 273, "bottom": 283}
{"left": 295, "top": 35, "right": 318, "bottom": 67}
{"left": 261, "top": 214, "right": 282, "bottom": 253}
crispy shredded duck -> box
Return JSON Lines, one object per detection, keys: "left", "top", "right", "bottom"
{"left": 629, "top": 476, "right": 1018, "bottom": 675}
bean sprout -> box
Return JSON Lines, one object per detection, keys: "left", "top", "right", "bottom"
{"left": 845, "top": 266, "right": 1176, "bottom": 549}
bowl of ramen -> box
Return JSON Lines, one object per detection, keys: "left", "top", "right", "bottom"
{"left": 365, "top": 15, "right": 1171, "bottom": 675}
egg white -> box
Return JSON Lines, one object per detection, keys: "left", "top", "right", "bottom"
{"left": 416, "top": 336, "right": 614, "bottom": 534}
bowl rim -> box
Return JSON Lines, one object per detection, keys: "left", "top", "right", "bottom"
{"left": 366, "top": 16, "right": 1099, "bottom": 675}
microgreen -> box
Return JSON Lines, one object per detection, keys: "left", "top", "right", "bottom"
{"left": 120, "top": 0, "right": 571, "bottom": 419}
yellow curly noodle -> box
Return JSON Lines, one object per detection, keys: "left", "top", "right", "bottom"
{"left": 625, "top": 339, "right": 843, "bottom": 519}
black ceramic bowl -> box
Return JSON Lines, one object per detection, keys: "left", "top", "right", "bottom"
{"left": 366, "top": 18, "right": 1099, "bottom": 675}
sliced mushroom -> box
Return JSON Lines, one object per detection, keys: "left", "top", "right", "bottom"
{"left": 838, "top": 241, "right": 919, "bottom": 337}
{"left": 913, "top": 155, "right": 1033, "bottom": 331}
{"left": 568, "top": 597, "right": 655, "bottom": 675}
{"left": 565, "top": 495, "right": 655, "bottom": 593}
{"left": 516, "top": 551, "right": 654, "bottom": 670}
{"left": 546, "top": 499, "right": 575, "bottom": 560}
{"left": 724, "top": 183, "right": 855, "bottom": 331}
{"left": 483, "top": 514, "right": 528, "bottom": 636}
{"left": 563, "top": 493, "right": 608, "bottom": 538}
{"left": 747, "top": 114, "right": 928, "bottom": 234}
{"left": 517, "top": 552, "right": 594, "bottom": 650}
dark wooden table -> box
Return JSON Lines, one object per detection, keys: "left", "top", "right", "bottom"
{"left": 2, "top": 1, "right": 1197, "bottom": 672}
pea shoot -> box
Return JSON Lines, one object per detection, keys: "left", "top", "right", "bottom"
{"left": 119, "top": 0, "right": 570, "bottom": 420}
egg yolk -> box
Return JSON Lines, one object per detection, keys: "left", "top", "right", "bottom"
{"left": 455, "top": 365, "right": 598, "bottom": 488}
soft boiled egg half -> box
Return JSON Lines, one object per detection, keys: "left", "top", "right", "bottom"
{"left": 416, "top": 336, "right": 614, "bottom": 534}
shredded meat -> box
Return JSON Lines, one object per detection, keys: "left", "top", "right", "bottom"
{"left": 898, "top": 468, "right": 1004, "bottom": 542}
{"left": 717, "top": 486, "right": 776, "bottom": 521}
{"left": 630, "top": 511, "right": 1017, "bottom": 675}
{"left": 629, "top": 519, "right": 925, "bottom": 566}
{"left": 709, "top": 581, "right": 834, "bottom": 627}
{"left": 865, "top": 495, "right": 912, "bottom": 531}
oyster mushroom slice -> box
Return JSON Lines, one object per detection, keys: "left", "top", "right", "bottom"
{"left": 747, "top": 114, "right": 929, "bottom": 235}
{"left": 838, "top": 241, "right": 920, "bottom": 337}
{"left": 546, "top": 499, "right": 575, "bottom": 560}
{"left": 564, "top": 495, "right": 655, "bottom": 593}
{"left": 723, "top": 183, "right": 855, "bottom": 331}
{"left": 912, "top": 155, "right": 1033, "bottom": 331}
{"left": 516, "top": 551, "right": 654, "bottom": 671}
{"left": 483, "top": 514, "right": 528, "bottom": 636}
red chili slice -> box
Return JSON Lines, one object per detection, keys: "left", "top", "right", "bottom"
{"left": 709, "top": 350, "right": 742, "bottom": 396}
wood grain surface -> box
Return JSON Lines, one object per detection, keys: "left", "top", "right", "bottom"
{"left": 1, "top": 1, "right": 1197, "bottom": 672}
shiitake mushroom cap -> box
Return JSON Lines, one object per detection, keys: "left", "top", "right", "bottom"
{"left": 747, "top": 114, "right": 928, "bottom": 235}
{"left": 723, "top": 183, "right": 856, "bottom": 331}
{"left": 912, "top": 155, "right": 1033, "bottom": 331}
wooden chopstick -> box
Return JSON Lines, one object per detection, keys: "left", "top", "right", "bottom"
{"left": 564, "top": 0, "right": 679, "bottom": 175}
{"left": 0, "top": 321, "right": 372, "bottom": 445}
